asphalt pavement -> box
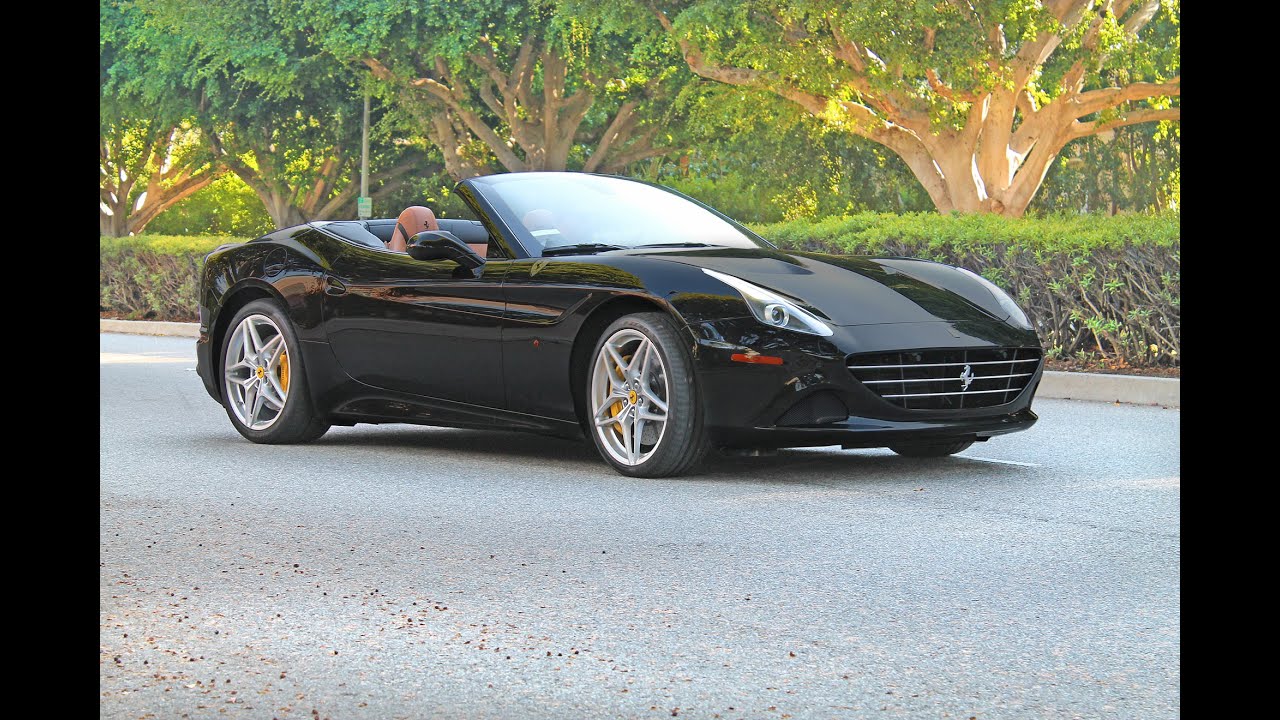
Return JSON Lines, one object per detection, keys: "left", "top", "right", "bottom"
{"left": 100, "top": 333, "right": 1180, "bottom": 719}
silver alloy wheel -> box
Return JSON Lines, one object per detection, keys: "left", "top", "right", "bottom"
{"left": 223, "top": 313, "right": 291, "bottom": 431}
{"left": 590, "top": 328, "right": 670, "bottom": 466}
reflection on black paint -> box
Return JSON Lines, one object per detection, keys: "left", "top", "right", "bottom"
{"left": 197, "top": 196, "right": 1041, "bottom": 451}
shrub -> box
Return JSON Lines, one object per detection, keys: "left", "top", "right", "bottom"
{"left": 101, "top": 211, "right": 1180, "bottom": 369}
{"left": 100, "top": 235, "right": 247, "bottom": 321}
{"left": 750, "top": 212, "right": 1180, "bottom": 368}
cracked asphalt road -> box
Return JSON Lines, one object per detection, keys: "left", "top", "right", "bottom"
{"left": 100, "top": 333, "right": 1179, "bottom": 719}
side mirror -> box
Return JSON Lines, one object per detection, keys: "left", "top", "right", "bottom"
{"left": 406, "top": 230, "right": 485, "bottom": 269}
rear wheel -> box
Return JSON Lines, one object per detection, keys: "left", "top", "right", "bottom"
{"left": 220, "top": 299, "right": 329, "bottom": 444}
{"left": 888, "top": 439, "right": 974, "bottom": 458}
{"left": 586, "top": 313, "right": 709, "bottom": 477}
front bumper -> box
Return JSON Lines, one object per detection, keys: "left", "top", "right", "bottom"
{"left": 195, "top": 309, "right": 221, "bottom": 404}
{"left": 688, "top": 317, "right": 1042, "bottom": 448}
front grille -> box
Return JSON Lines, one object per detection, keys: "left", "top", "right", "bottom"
{"left": 847, "top": 347, "right": 1041, "bottom": 410}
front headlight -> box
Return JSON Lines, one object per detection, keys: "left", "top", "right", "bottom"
{"left": 702, "top": 268, "right": 834, "bottom": 336}
{"left": 957, "top": 267, "right": 1032, "bottom": 329}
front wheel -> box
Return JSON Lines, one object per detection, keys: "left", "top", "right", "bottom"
{"left": 888, "top": 439, "right": 974, "bottom": 458}
{"left": 220, "top": 299, "right": 329, "bottom": 444}
{"left": 586, "top": 313, "right": 710, "bottom": 477}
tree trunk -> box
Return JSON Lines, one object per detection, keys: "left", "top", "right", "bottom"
{"left": 262, "top": 193, "right": 306, "bottom": 229}
{"left": 365, "top": 49, "right": 659, "bottom": 180}
{"left": 101, "top": 205, "right": 130, "bottom": 237}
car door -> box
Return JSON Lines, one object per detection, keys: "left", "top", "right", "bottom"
{"left": 500, "top": 258, "right": 651, "bottom": 422}
{"left": 322, "top": 239, "right": 512, "bottom": 409}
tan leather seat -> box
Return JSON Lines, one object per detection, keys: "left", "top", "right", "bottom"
{"left": 388, "top": 205, "right": 487, "bottom": 257}
{"left": 388, "top": 206, "right": 440, "bottom": 253}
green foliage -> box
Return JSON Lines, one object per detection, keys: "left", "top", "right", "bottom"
{"left": 644, "top": 86, "right": 933, "bottom": 223}
{"left": 753, "top": 211, "right": 1180, "bottom": 367}
{"left": 287, "top": 0, "right": 685, "bottom": 175}
{"left": 374, "top": 174, "right": 479, "bottom": 220}
{"left": 755, "top": 210, "right": 1180, "bottom": 253}
{"left": 144, "top": 173, "right": 276, "bottom": 238}
{"left": 100, "top": 235, "right": 247, "bottom": 320}
{"left": 101, "top": 234, "right": 245, "bottom": 256}
{"left": 128, "top": 0, "right": 432, "bottom": 228}
{"left": 104, "top": 0, "right": 1179, "bottom": 235}
{"left": 102, "top": 211, "right": 1181, "bottom": 370}
{"left": 659, "top": 173, "right": 784, "bottom": 223}
{"left": 1037, "top": 121, "right": 1180, "bottom": 213}
{"left": 101, "top": 0, "right": 225, "bottom": 235}
{"left": 589, "top": 0, "right": 1180, "bottom": 215}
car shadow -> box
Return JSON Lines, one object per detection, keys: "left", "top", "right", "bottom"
{"left": 316, "top": 425, "right": 598, "bottom": 461}
{"left": 314, "top": 426, "right": 1031, "bottom": 485}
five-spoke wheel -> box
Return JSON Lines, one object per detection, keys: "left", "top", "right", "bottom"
{"left": 585, "top": 313, "right": 709, "bottom": 477}
{"left": 224, "top": 313, "right": 291, "bottom": 430}
{"left": 590, "top": 328, "right": 671, "bottom": 466}
{"left": 219, "top": 299, "right": 329, "bottom": 444}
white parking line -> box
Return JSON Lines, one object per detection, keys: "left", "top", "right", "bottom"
{"left": 957, "top": 455, "right": 1041, "bottom": 467}
{"left": 99, "top": 352, "right": 192, "bottom": 365}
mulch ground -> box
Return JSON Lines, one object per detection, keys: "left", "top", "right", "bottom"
{"left": 1043, "top": 358, "right": 1179, "bottom": 378}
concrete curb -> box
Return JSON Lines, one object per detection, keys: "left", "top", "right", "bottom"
{"left": 100, "top": 318, "right": 199, "bottom": 338}
{"left": 101, "top": 319, "right": 1179, "bottom": 408}
{"left": 1038, "top": 370, "right": 1178, "bottom": 408}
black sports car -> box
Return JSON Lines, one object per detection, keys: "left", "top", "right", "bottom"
{"left": 196, "top": 171, "right": 1042, "bottom": 477}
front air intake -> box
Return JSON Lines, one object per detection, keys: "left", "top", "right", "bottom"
{"left": 847, "top": 347, "right": 1041, "bottom": 410}
{"left": 776, "top": 391, "right": 849, "bottom": 426}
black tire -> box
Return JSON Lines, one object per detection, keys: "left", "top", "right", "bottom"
{"left": 888, "top": 439, "right": 974, "bottom": 458}
{"left": 585, "top": 312, "right": 710, "bottom": 478}
{"left": 219, "top": 299, "right": 329, "bottom": 444}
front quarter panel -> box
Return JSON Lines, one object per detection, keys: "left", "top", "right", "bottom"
{"left": 197, "top": 228, "right": 338, "bottom": 402}
{"left": 499, "top": 256, "right": 719, "bottom": 420}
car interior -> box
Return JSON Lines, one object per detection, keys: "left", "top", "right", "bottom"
{"left": 319, "top": 209, "right": 493, "bottom": 258}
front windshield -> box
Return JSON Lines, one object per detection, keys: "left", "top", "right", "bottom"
{"left": 470, "top": 173, "right": 767, "bottom": 257}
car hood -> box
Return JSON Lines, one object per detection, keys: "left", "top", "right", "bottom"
{"left": 636, "top": 247, "right": 1009, "bottom": 327}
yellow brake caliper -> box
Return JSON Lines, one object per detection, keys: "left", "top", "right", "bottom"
{"left": 278, "top": 350, "right": 290, "bottom": 393}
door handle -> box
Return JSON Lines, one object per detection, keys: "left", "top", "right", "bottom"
{"left": 324, "top": 277, "right": 347, "bottom": 296}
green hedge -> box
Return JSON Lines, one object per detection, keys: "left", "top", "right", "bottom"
{"left": 102, "top": 213, "right": 1180, "bottom": 368}
{"left": 100, "top": 235, "right": 246, "bottom": 321}
{"left": 750, "top": 212, "right": 1180, "bottom": 367}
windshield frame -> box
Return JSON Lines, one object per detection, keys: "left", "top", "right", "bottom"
{"left": 460, "top": 172, "right": 776, "bottom": 259}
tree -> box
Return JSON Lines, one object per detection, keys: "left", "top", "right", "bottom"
{"left": 1035, "top": 112, "right": 1179, "bottom": 214}
{"left": 200, "top": 95, "right": 421, "bottom": 228}
{"left": 647, "top": 82, "right": 933, "bottom": 222}
{"left": 135, "top": 0, "right": 426, "bottom": 228}
{"left": 636, "top": 0, "right": 1179, "bottom": 216}
{"left": 99, "top": 117, "right": 223, "bottom": 236}
{"left": 101, "top": 0, "right": 223, "bottom": 236}
{"left": 302, "top": 0, "right": 680, "bottom": 179}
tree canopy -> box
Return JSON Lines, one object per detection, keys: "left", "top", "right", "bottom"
{"left": 101, "top": 0, "right": 1181, "bottom": 233}
{"left": 629, "top": 0, "right": 1179, "bottom": 216}
{"left": 100, "top": 0, "right": 222, "bottom": 236}
{"left": 288, "top": 0, "right": 684, "bottom": 179}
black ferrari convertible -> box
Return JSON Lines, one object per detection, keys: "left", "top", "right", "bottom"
{"left": 196, "top": 171, "right": 1042, "bottom": 476}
